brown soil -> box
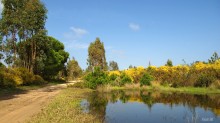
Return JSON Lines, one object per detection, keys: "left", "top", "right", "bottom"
{"left": 0, "top": 82, "right": 76, "bottom": 123}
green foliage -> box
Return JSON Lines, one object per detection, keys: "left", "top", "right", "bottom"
{"left": 0, "top": 0, "right": 47, "bottom": 68}
{"left": 119, "top": 72, "right": 132, "bottom": 86}
{"left": 87, "top": 38, "right": 107, "bottom": 71}
{"left": 41, "top": 36, "right": 69, "bottom": 79}
{"left": 0, "top": 62, "right": 5, "bottom": 68}
{"left": 109, "top": 73, "right": 118, "bottom": 81}
{"left": 84, "top": 67, "right": 109, "bottom": 89}
{"left": 67, "top": 58, "right": 82, "bottom": 81}
{"left": 140, "top": 73, "right": 153, "bottom": 87}
{"left": 31, "top": 75, "right": 47, "bottom": 85}
{"left": 109, "top": 61, "right": 119, "bottom": 71}
{"left": 0, "top": 68, "right": 22, "bottom": 88}
{"left": 165, "top": 59, "right": 173, "bottom": 67}
{"left": 208, "top": 52, "right": 219, "bottom": 64}
{"left": 194, "top": 74, "right": 216, "bottom": 87}
{"left": 16, "top": 67, "right": 46, "bottom": 85}
{"left": 0, "top": 67, "right": 46, "bottom": 88}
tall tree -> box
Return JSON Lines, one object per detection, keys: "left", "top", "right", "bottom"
{"left": 67, "top": 58, "right": 82, "bottom": 80}
{"left": 0, "top": 0, "right": 47, "bottom": 71}
{"left": 41, "top": 36, "right": 69, "bottom": 79}
{"left": 87, "top": 38, "right": 107, "bottom": 71}
{"left": 165, "top": 59, "right": 173, "bottom": 67}
{"left": 208, "top": 52, "right": 219, "bottom": 63}
{"left": 109, "top": 61, "right": 119, "bottom": 71}
{"left": 129, "top": 65, "right": 133, "bottom": 69}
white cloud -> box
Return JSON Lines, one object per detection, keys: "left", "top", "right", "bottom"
{"left": 129, "top": 23, "right": 140, "bottom": 31}
{"left": 63, "top": 27, "right": 88, "bottom": 40}
{"left": 63, "top": 27, "right": 89, "bottom": 50}
{"left": 70, "top": 27, "right": 88, "bottom": 38}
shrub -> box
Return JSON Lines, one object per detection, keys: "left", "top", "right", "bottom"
{"left": 16, "top": 68, "right": 35, "bottom": 85}
{"left": 119, "top": 72, "right": 132, "bottom": 86}
{"left": 194, "top": 74, "right": 216, "bottom": 87}
{"left": 32, "top": 75, "right": 47, "bottom": 85}
{"left": 84, "top": 67, "right": 109, "bottom": 89}
{"left": 0, "top": 62, "right": 5, "bottom": 68}
{"left": 209, "top": 80, "right": 220, "bottom": 89}
{"left": 109, "top": 73, "right": 118, "bottom": 81}
{"left": 0, "top": 68, "right": 23, "bottom": 88}
{"left": 140, "top": 73, "right": 153, "bottom": 87}
{"left": 0, "top": 67, "right": 47, "bottom": 87}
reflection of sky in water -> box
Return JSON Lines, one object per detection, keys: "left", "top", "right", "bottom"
{"left": 80, "top": 99, "right": 90, "bottom": 113}
{"left": 81, "top": 91, "right": 220, "bottom": 123}
{"left": 105, "top": 101, "right": 219, "bottom": 123}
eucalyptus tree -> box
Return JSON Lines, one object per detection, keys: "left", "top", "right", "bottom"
{"left": 87, "top": 38, "right": 107, "bottom": 71}
{"left": 0, "top": 0, "right": 47, "bottom": 72}
{"left": 67, "top": 58, "right": 82, "bottom": 80}
{"left": 109, "top": 61, "right": 119, "bottom": 71}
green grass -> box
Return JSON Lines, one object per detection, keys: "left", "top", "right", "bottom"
{"left": 108, "top": 85, "right": 220, "bottom": 94}
{"left": 154, "top": 86, "right": 220, "bottom": 94}
{"left": 29, "top": 88, "right": 102, "bottom": 123}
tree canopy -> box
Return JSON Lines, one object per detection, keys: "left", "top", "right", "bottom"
{"left": 109, "top": 61, "right": 119, "bottom": 71}
{"left": 42, "top": 36, "right": 69, "bottom": 79}
{"left": 0, "top": 0, "right": 47, "bottom": 71}
{"left": 209, "top": 52, "right": 219, "bottom": 64}
{"left": 67, "top": 58, "right": 82, "bottom": 81}
{"left": 165, "top": 59, "right": 173, "bottom": 67}
{"left": 87, "top": 38, "right": 107, "bottom": 71}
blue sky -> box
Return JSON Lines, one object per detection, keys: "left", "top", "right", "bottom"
{"left": 41, "top": 0, "right": 220, "bottom": 70}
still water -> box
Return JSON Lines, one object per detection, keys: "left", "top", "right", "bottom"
{"left": 81, "top": 90, "right": 220, "bottom": 123}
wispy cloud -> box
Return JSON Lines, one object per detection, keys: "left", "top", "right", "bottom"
{"left": 129, "top": 23, "right": 140, "bottom": 31}
{"left": 63, "top": 26, "right": 89, "bottom": 50}
{"left": 64, "top": 27, "right": 88, "bottom": 39}
{"left": 70, "top": 27, "right": 88, "bottom": 37}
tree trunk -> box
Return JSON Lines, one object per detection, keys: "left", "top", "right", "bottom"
{"left": 12, "top": 31, "right": 17, "bottom": 67}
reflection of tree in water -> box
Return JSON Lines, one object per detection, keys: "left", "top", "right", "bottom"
{"left": 86, "top": 90, "right": 220, "bottom": 120}
{"left": 119, "top": 90, "right": 130, "bottom": 103}
{"left": 86, "top": 92, "right": 108, "bottom": 122}
{"left": 140, "top": 91, "right": 154, "bottom": 110}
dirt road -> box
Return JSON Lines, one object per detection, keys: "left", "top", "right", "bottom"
{"left": 0, "top": 82, "right": 77, "bottom": 123}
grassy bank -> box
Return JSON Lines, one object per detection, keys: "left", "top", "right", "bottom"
{"left": 98, "top": 84, "right": 220, "bottom": 94}
{"left": 29, "top": 88, "right": 102, "bottom": 123}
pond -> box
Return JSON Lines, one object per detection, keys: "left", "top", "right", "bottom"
{"left": 81, "top": 90, "right": 220, "bottom": 123}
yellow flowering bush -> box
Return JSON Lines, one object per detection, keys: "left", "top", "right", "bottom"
{"left": 105, "top": 60, "right": 220, "bottom": 88}
{"left": 124, "top": 66, "right": 145, "bottom": 83}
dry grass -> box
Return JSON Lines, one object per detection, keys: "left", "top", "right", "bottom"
{"left": 124, "top": 83, "right": 140, "bottom": 89}
{"left": 29, "top": 88, "right": 102, "bottom": 123}
{"left": 209, "top": 80, "right": 220, "bottom": 89}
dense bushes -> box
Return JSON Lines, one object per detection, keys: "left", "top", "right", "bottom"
{"left": 83, "top": 60, "right": 220, "bottom": 89}
{"left": 84, "top": 67, "right": 109, "bottom": 89}
{"left": 0, "top": 68, "right": 23, "bottom": 87}
{"left": 140, "top": 73, "right": 153, "bottom": 87}
{"left": 119, "top": 72, "right": 132, "bottom": 86}
{"left": 0, "top": 67, "right": 46, "bottom": 88}
{"left": 194, "top": 74, "right": 216, "bottom": 87}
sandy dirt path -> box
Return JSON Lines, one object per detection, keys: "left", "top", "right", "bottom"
{"left": 0, "top": 82, "right": 77, "bottom": 123}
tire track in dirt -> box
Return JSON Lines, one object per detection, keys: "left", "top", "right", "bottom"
{"left": 0, "top": 82, "right": 77, "bottom": 123}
